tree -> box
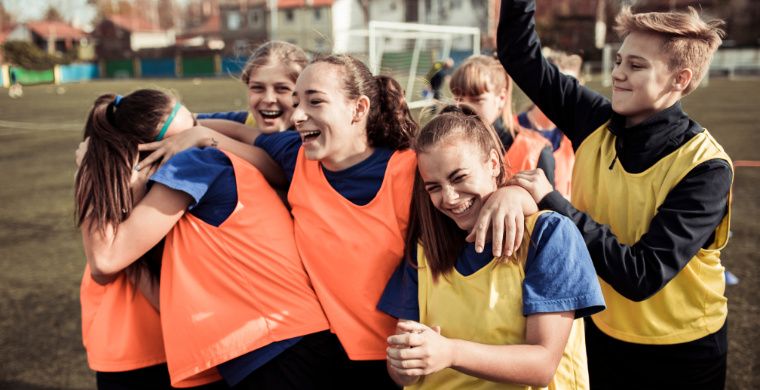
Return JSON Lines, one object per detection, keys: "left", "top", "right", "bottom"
{"left": 0, "top": 1, "right": 16, "bottom": 28}
{"left": 158, "top": 0, "right": 175, "bottom": 29}
{"left": 44, "top": 6, "right": 66, "bottom": 22}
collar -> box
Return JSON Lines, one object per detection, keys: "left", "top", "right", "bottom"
{"left": 606, "top": 101, "right": 701, "bottom": 173}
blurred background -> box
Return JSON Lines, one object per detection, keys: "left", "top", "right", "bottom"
{"left": 0, "top": 0, "right": 758, "bottom": 389}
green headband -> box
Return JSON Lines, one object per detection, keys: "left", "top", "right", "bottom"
{"left": 156, "top": 102, "right": 182, "bottom": 142}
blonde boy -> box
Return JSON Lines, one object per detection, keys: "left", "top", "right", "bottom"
{"left": 499, "top": 1, "right": 732, "bottom": 389}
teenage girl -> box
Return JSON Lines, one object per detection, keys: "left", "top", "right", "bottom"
{"left": 140, "top": 53, "right": 536, "bottom": 388}
{"left": 139, "top": 41, "right": 305, "bottom": 169}
{"left": 449, "top": 55, "right": 556, "bottom": 189}
{"left": 514, "top": 51, "right": 582, "bottom": 199}
{"left": 76, "top": 90, "right": 201, "bottom": 390}
{"left": 379, "top": 105, "right": 605, "bottom": 389}
{"left": 76, "top": 89, "right": 333, "bottom": 389}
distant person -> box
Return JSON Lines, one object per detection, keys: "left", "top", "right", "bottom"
{"left": 500, "top": 0, "right": 732, "bottom": 388}
{"left": 76, "top": 89, "right": 331, "bottom": 389}
{"left": 9, "top": 69, "right": 22, "bottom": 98}
{"left": 450, "top": 54, "right": 556, "bottom": 188}
{"left": 514, "top": 50, "right": 583, "bottom": 199}
{"left": 424, "top": 57, "right": 454, "bottom": 101}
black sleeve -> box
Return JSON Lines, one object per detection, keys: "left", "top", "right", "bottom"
{"left": 537, "top": 159, "right": 732, "bottom": 301}
{"left": 497, "top": 0, "right": 613, "bottom": 150}
{"left": 536, "top": 146, "right": 555, "bottom": 189}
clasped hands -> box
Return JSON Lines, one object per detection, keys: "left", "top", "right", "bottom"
{"left": 386, "top": 321, "right": 453, "bottom": 383}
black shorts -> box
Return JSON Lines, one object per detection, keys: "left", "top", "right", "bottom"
{"left": 586, "top": 318, "right": 728, "bottom": 390}
{"left": 96, "top": 363, "right": 229, "bottom": 390}
{"left": 232, "top": 330, "right": 399, "bottom": 390}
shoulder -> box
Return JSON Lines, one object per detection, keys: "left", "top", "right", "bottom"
{"left": 166, "top": 147, "right": 232, "bottom": 167}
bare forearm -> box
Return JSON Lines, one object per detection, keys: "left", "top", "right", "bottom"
{"left": 449, "top": 340, "right": 556, "bottom": 387}
{"left": 196, "top": 128, "right": 287, "bottom": 189}
{"left": 199, "top": 119, "right": 261, "bottom": 145}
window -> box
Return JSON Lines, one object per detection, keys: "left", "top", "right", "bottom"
{"left": 285, "top": 10, "right": 294, "bottom": 22}
{"left": 227, "top": 11, "right": 242, "bottom": 30}
{"left": 314, "top": 8, "right": 321, "bottom": 20}
{"left": 249, "top": 9, "right": 264, "bottom": 28}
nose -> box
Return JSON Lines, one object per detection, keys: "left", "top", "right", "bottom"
{"left": 442, "top": 185, "right": 459, "bottom": 205}
{"left": 291, "top": 103, "right": 306, "bottom": 126}
{"left": 611, "top": 62, "right": 625, "bottom": 83}
{"left": 263, "top": 87, "right": 276, "bottom": 104}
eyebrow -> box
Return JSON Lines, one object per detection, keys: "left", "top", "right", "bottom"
{"left": 293, "top": 89, "right": 326, "bottom": 97}
{"left": 424, "top": 168, "right": 465, "bottom": 186}
{"left": 617, "top": 52, "right": 650, "bottom": 62}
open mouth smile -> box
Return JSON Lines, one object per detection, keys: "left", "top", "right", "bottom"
{"left": 299, "top": 130, "right": 322, "bottom": 143}
{"left": 451, "top": 199, "right": 473, "bottom": 215}
{"left": 260, "top": 110, "right": 283, "bottom": 120}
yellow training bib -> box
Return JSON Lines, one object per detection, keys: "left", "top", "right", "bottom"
{"left": 412, "top": 211, "right": 588, "bottom": 390}
{"left": 572, "top": 122, "right": 732, "bottom": 345}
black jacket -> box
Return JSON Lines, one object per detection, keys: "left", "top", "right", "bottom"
{"left": 497, "top": 0, "right": 733, "bottom": 303}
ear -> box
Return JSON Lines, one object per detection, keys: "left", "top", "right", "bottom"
{"left": 497, "top": 88, "right": 508, "bottom": 111}
{"left": 489, "top": 149, "right": 501, "bottom": 177}
{"left": 673, "top": 68, "right": 693, "bottom": 93}
{"left": 352, "top": 95, "right": 371, "bottom": 124}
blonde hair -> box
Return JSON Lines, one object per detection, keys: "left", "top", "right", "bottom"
{"left": 614, "top": 6, "right": 725, "bottom": 95}
{"left": 545, "top": 49, "right": 583, "bottom": 81}
{"left": 449, "top": 55, "right": 515, "bottom": 133}
{"left": 241, "top": 41, "right": 309, "bottom": 85}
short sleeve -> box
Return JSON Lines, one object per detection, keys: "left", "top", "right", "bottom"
{"left": 196, "top": 111, "right": 249, "bottom": 124}
{"left": 254, "top": 131, "right": 301, "bottom": 183}
{"left": 377, "top": 246, "right": 420, "bottom": 321}
{"left": 522, "top": 212, "right": 606, "bottom": 319}
{"left": 149, "top": 148, "right": 237, "bottom": 227}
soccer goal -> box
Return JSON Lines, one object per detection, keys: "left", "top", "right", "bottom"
{"left": 335, "top": 21, "right": 481, "bottom": 109}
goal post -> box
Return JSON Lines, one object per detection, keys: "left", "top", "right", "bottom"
{"left": 335, "top": 21, "right": 481, "bottom": 109}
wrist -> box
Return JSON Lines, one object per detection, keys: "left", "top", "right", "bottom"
{"left": 446, "top": 338, "right": 460, "bottom": 370}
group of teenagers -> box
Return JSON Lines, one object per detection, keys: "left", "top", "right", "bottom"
{"left": 74, "top": 0, "right": 734, "bottom": 389}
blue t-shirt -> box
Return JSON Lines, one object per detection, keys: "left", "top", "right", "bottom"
{"left": 377, "top": 212, "right": 606, "bottom": 321}
{"left": 196, "top": 111, "right": 249, "bottom": 124}
{"left": 517, "top": 112, "right": 564, "bottom": 152}
{"left": 148, "top": 147, "right": 302, "bottom": 386}
{"left": 254, "top": 130, "right": 395, "bottom": 206}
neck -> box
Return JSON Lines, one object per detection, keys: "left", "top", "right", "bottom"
{"left": 322, "top": 142, "right": 376, "bottom": 172}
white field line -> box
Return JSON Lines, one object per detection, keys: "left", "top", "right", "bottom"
{"left": 0, "top": 119, "right": 83, "bottom": 136}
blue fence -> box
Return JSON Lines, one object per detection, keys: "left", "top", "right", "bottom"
{"left": 141, "top": 58, "right": 176, "bottom": 78}
{"left": 222, "top": 57, "right": 246, "bottom": 76}
{"left": 60, "top": 63, "right": 100, "bottom": 83}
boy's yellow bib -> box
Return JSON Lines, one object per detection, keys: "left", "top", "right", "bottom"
{"left": 245, "top": 113, "right": 257, "bottom": 127}
{"left": 572, "top": 122, "right": 732, "bottom": 345}
{"left": 413, "top": 211, "right": 589, "bottom": 390}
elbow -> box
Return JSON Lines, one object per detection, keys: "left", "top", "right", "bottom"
{"left": 88, "top": 256, "right": 120, "bottom": 282}
{"left": 532, "top": 369, "right": 557, "bottom": 388}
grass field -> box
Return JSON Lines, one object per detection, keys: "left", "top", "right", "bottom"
{"left": 0, "top": 77, "right": 758, "bottom": 389}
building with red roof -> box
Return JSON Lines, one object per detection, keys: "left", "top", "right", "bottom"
{"left": 6, "top": 21, "right": 89, "bottom": 54}
{"left": 94, "top": 15, "right": 175, "bottom": 58}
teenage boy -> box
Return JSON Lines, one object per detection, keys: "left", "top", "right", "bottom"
{"left": 498, "top": 1, "right": 732, "bottom": 389}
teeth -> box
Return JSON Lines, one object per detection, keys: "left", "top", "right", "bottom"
{"left": 302, "top": 131, "right": 320, "bottom": 137}
{"left": 260, "top": 110, "right": 282, "bottom": 116}
{"left": 452, "top": 199, "right": 473, "bottom": 215}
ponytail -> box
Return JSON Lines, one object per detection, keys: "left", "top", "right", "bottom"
{"left": 311, "top": 53, "right": 419, "bottom": 151}
{"left": 75, "top": 89, "right": 176, "bottom": 287}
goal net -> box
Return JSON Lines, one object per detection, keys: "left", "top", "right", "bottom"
{"left": 334, "top": 21, "right": 481, "bottom": 109}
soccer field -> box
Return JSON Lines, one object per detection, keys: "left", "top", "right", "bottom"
{"left": 0, "top": 77, "right": 758, "bottom": 389}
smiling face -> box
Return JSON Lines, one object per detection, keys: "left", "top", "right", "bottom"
{"left": 290, "top": 62, "right": 374, "bottom": 171}
{"left": 418, "top": 139, "right": 500, "bottom": 234}
{"left": 247, "top": 64, "right": 297, "bottom": 134}
{"left": 611, "top": 32, "right": 686, "bottom": 126}
{"left": 454, "top": 88, "right": 506, "bottom": 125}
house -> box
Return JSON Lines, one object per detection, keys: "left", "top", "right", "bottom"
{"left": 6, "top": 21, "right": 89, "bottom": 54}
{"left": 219, "top": 0, "right": 269, "bottom": 56}
{"left": 94, "top": 15, "right": 175, "bottom": 58}
{"left": 177, "top": 15, "right": 224, "bottom": 50}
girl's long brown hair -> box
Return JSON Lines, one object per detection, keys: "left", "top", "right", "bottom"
{"left": 75, "top": 89, "right": 176, "bottom": 284}
{"left": 406, "top": 105, "right": 516, "bottom": 283}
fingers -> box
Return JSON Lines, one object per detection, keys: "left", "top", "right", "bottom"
{"left": 396, "top": 321, "right": 430, "bottom": 333}
{"left": 387, "top": 356, "right": 425, "bottom": 371}
{"left": 513, "top": 212, "right": 525, "bottom": 255}
{"left": 491, "top": 207, "right": 505, "bottom": 257}
{"left": 386, "top": 346, "right": 423, "bottom": 360}
{"left": 464, "top": 210, "right": 492, "bottom": 253}
{"left": 136, "top": 150, "right": 164, "bottom": 170}
{"left": 387, "top": 332, "right": 425, "bottom": 348}
{"left": 138, "top": 142, "right": 161, "bottom": 151}
{"left": 389, "top": 365, "right": 425, "bottom": 378}
{"left": 432, "top": 326, "right": 441, "bottom": 334}
{"left": 502, "top": 209, "right": 517, "bottom": 257}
